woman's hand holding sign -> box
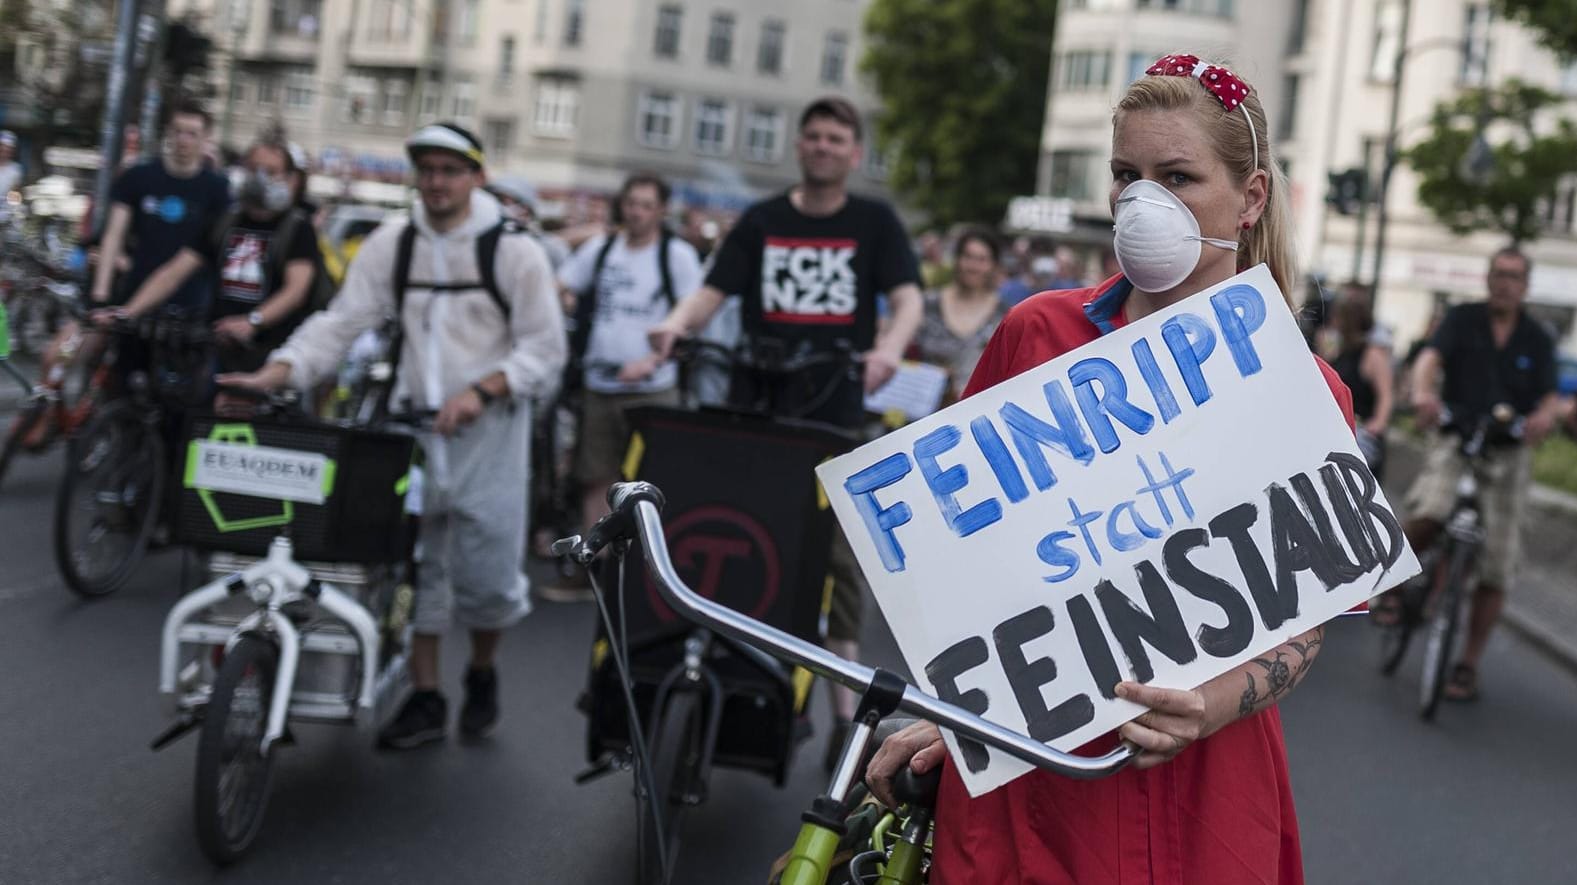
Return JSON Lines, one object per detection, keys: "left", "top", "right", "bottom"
{"left": 1114, "top": 682, "right": 1209, "bottom": 769}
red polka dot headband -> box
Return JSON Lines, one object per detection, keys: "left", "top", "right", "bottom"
{"left": 1145, "top": 54, "right": 1259, "bottom": 169}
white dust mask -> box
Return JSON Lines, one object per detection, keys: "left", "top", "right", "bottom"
{"left": 1112, "top": 179, "right": 1239, "bottom": 293}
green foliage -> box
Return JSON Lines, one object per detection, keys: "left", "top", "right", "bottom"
{"left": 1533, "top": 428, "right": 1577, "bottom": 498}
{"left": 861, "top": 0, "right": 1057, "bottom": 227}
{"left": 1402, "top": 79, "right": 1577, "bottom": 244}
{"left": 1493, "top": 0, "right": 1577, "bottom": 60}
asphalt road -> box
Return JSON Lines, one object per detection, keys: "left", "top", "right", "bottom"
{"left": 2, "top": 447, "right": 1576, "bottom": 884}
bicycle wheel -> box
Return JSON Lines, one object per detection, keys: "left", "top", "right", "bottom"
{"left": 0, "top": 396, "right": 48, "bottom": 491}
{"left": 194, "top": 635, "right": 279, "bottom": 865}
{"left": 1377, "top": 572, "right": 1427, "bottom": 676}
{"left": 1419, "top": 542, "right": 1473, "bottom": 721}
{"left": 52, "top": 399, "right": 165, "bottom": 597}
{"left": 636, "top": 688, "right": 704, "bottom": 885}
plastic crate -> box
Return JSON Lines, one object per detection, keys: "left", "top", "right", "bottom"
{"left": 175, "top": 414, "right": 416, "bottom": 563}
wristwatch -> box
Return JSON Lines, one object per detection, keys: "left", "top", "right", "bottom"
{"left": 471, "top": 382, "right": 497, "bottom": 406}
{"left": 247, "top": 310, "right": 265, "bottom": 329}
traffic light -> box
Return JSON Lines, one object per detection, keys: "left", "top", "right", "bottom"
{"left": 1326, "top": 168, "right": 1367, "bottom": 216}
{"left": 164, "top": 22, "right": 213, "bottom": 78}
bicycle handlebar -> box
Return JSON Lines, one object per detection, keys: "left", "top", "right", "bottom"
{"left": 567, "top": 481, "right": 1135, "bottom": 781}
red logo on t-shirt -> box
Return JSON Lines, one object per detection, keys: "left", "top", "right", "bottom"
{"left": 761, "top": 236, "right": 857, "bottom": 325}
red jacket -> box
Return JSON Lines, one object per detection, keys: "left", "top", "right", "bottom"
{"left": 930, "top": 277, "right": 1355, "bottom": 885}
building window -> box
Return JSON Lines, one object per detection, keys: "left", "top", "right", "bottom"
{"left": 563, "top": 0, "right": 585, "bottom": 47}
{"left": 1048, "top": 150, "right": 1093, "bottom": 200}
{"left": 758, "top": 19, "right": 785, "bottom": 75}
{"left": 1135, "top": 0, "right": 1233, "bottom": 13}
{"left": 1369, "top": 0, "right": 1403, "bottom": 82}
{"left": 533, "top": 77, "right": 580, "bottom": 136}
{"left": 451, "top": 77, "right": 477, "bottom": 120}
{"left": 706, "top": 12, "right": 734, "bottom": 66}
{"left": 499, "top": 36, "right": 516, "bottom": 82}
{"left": 743, "top": 106, "right": 784, "bottom": 163}
{"left": 821, "top": 32, "right": 848, "bottom": 85}
{"left": 284, "top": 69, "right": 315, "bottom": 112}
{"left": 382, "top": 78, "right": 408, "bottom": 126}
{"left": 1461, "top": 4, "right": 1492, "bottom": 86}
{"left": 342, "top": 75, "right": 375, "bottom": 121}
{"left": 367, "top": 0, "right": 411, "bottom": 41}
{"left": 1058, "top": 51, "right": 1111, "bottom": 91}
{"left": 485, "top": 118, "right": 516, "bottom": 153}
{"left": 1126, "top": 51, "right": 1152, "bottom": 85}
{"left": 1287, "top": 0, "right": 1310, "bottom": 54}
{"left": 1278, "top": 74, "right": 1298, "bottom": 141}
{"left": 270, "top": 0, "right": 321, "bottom": 37}
{"left": 655, "top": 5, "right": 682, "bottom": 58}
{"left": 420, "top": 78, "right": 442, "bottom": 120}
{"left": 458, "top": 0, "right": 481, "bottom": 46}
{"left": 694, "top": 98, "right": 733, "bottom": 155}
{"left": 258, "top": 75, "right": 281, "bottom": 106}
{"left": 229, "top": 74, "right": 250, "bottom": 105}
{"left": 865, "top": 137, "right": 892, "bottom": 180}
{"left": 638, "top": 90, "right": 681, "bottom": 149}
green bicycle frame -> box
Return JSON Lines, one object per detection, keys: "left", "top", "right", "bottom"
{"left": 778, "top": 820, "right": 844, "bottom": 885}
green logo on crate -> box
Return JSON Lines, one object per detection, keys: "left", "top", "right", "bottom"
{"left": 183, "top": 424, "right": 337, "bottom": 533}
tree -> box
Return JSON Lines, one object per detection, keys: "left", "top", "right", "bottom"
{"left": 1493, "top": 0, "right": 1577, "bottom": 59}
{"left": 1403, "top": 79, "right": 1577, "bottom": 244}
{"left": 862, "top": 0, "right": 1057, "bottom": 227}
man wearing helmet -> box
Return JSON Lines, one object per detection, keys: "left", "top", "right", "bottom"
{"left": 221, "top": 123, "right": 567, "bottom": 748}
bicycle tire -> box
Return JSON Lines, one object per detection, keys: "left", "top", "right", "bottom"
{"left": 636, "top": 688, "right": 703, "bottom": 885}
{"left": 1419, "top": 541, "right": 1473, "bottom": 721}
{"left": 0, "top": 397, "right": 48, "bottom": 491}
{"left": 194, "top": 635, "right": 279, "bottom": 865}
{"left": 52, "top": 400, "right": 165, "bottom": 597}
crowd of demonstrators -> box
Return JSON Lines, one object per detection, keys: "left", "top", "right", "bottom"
{"left": 548, "top": 172, "right": 704, "bottom": 601}
{"left": 97, "top": 138, "right": 321, "bottom": 374}
{"left": 486, "top": 175, "right": 572, "bottom": 271}
{"left": 221, "top": 122, "right": 567, "bottom": 748}
{"left": 867, "top": 55, "right": 1350, "bottom": 884}
{"left": 1383, "top": 247, "right": 1562, "bottom": 703}
{"left": 910, "top": 226, "right": 1005, "bottom": 405}
{"left": 649, "top": 96, "right": 923, "bottom": 769}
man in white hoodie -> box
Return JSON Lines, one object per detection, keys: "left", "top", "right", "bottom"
{"left": 219, "top": 123, "right": 567, "bottom": 748}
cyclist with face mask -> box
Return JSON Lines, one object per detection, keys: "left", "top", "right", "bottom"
{"left": 104, "top": 138, "right": 320, "bottom": 373}
{"left": 864, "top": 55, "right": 1357, "bottom": 885}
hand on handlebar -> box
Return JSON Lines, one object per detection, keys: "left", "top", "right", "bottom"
{"left": 1525, "top": 408, "right": 1556, "bottom": 446}
{"left": 88, "top": 306, "right": 128, "bottom": 327}
{"left": 617, "top": 353, "right": 662, "bottom": 384}
{"left": 865, "top": 720, "right": 946, "bottom": 809}
{"left": 647, "top": 323, "right": 683, "bottom": 362}
{"left": 1411, "top": 391, "right": 1443, "bottom": 430}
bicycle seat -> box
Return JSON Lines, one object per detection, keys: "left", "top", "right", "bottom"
{"left": 892, "top": 764, "right": 942, "bottom": 810}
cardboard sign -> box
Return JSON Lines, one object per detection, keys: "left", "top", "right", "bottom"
{"left": 815, "top": 266, "right": 1420, "bottom": 797}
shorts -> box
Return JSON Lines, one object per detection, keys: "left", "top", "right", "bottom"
{"left": 412, "top": 403, "right": 534, "bottom": 634}
{"left": 573, "top": 387, "right": 680, "bottom": 486}
{"left": 1403, "top": 433, "right": 1531, "bottom": 590}
{"left": 826, "top": 523, "right": 867, "bottom": 643}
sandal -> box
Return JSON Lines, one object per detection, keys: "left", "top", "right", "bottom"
{"left": 1369, "top": 591, "right": 1404, "bottom": 627}
{"left": 1444, "top": 663, "right": 1479, "bottom": 702}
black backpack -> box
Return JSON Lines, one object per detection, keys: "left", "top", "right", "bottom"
{"left": 374, "top": 220, "right": 525, "bottom": 417}
{"left": 565, "top": 229, "right": 676, "bottom": 377}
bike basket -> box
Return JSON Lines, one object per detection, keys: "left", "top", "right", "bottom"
{"left": 174, "top": 414, "right": 416, "bottom": 563}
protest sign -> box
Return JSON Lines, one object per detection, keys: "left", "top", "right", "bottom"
{"left": 815, "top": 265, "right": 1420, "bottom": 797}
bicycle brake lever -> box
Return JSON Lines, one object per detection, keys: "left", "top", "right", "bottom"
{"left": 550, "top": 535, "right": 584, "bottom": 560}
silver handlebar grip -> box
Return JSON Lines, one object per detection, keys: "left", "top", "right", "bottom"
{"left": 625, "top": 498, "right": 1134, "bottom": 780}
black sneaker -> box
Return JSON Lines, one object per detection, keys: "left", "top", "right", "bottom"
{"left": 377, "top": 690, "right": 447, "bottom": 750}
{"left": 460, "top": 667, "right": 499, "bottom": 739}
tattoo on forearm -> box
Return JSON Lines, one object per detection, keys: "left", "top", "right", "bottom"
{"left": 1236, "top": 627, "right": 1325, "bottom": 717}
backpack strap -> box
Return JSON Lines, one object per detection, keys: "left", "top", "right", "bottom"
{"left": 474, "top": 220, "right": 512, "bottom": 321}
{"left": 263, "top": 208, "right": 305, "bottom": 295}
{"left": 567, "top": 233, "right": 621, "bottom": 367}
{"left": 376, "top": 223, "right": 420, "bottom": 420}
{"left": 657, "top": 228, "right": 676, "bottom": 307}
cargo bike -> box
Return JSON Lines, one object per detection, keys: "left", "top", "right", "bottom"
{"left": 153, "top": 392, "right": 426, "bottom": 863}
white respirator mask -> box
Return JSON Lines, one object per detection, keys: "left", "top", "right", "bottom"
{"left": 1112, "top": 179, "right": 1240, "bottom": 293}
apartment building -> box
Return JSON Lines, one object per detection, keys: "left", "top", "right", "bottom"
{"left": 1039, "top": 0, "right": 1577, "bottom": 351}
{"left": 1288, "top": 0, "right": 1577, "bottom": 349}
{"left": 186, "top": 0, "right": 891, "bottom": 212}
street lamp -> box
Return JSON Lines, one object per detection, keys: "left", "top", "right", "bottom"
{"left": 1368, "top": 0, "right": 1490, "bottom": 310}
